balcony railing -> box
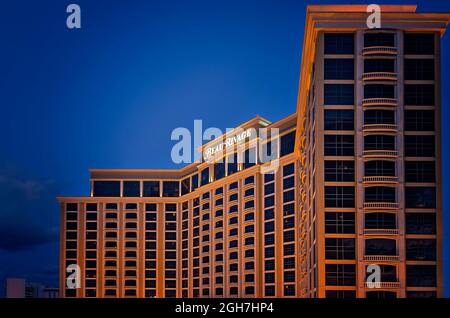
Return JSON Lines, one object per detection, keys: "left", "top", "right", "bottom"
{"left": 362, "top": 46, "right": 397, "bottom": 55}
{"left": 362, "top": 176, "right": 399, "bottom": 184}
{"left": 364, "top": 281, "right": 401, "bottom": 289}
{"left": 364, "top": 202, "right": 399, "bottom": 210}
{"left": 364, "top": 228, "right": 399, "bottom": 235}
{"left": 363, "top": 124, "right": 398, "bottom": 133}
{"left": 363, "top": 150, "right": 398, "bottom": 158}
{"left": 362, "top": 72, "right": 397, "bottom": 81}
{"left": 362, "top": 98, "right": 398, "bottom": 107}
{"left": 364, "top": 255, "right": 400, "bottom": 262}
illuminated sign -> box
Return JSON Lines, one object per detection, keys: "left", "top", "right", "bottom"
{"left": 203, "top": 129, "right": 253, "bottom": 160}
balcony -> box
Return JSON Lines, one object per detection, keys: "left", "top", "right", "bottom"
{"left": 364, "top": 281, "right": 401, "bottom": 289}
{"left": 364, "top": 255, "right": 400, "bottom": 262}
{"left": 363, "top": 124, "right": 398, "bottom": 134}
{"left": 362, "top": 176, "right": 399, "bottom": 184}
{"left": 362, "top": 72, "right": 397, "bottom": 81}
{"left": 364, "top": 202, "right": 399, "bottom": 210}
{"left": 362, "top": 46, "right": 397, "bottom": 55}
{"left": 362, "top": 98, "right": 398, "bottom": 108}
{"left": 364, "top": 228, "right": 399, "bottom": 235}
{"left": 363, "top": 150, "right": 398, "bottom": 158}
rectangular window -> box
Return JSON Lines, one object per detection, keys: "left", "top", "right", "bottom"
{"left": 324, "top": 59, "right": 354, "bottom": 80}
{"left": 324, "top": 84, "right": 354, "bottom": 105}
{"left": 364, "top": 33, "right": 395, "bottom": 47}
{"left": 405, "top": 187, "right": 436, "bottom": 209}
{"left": 325, "top": 186, "right": 355, "bottom": 208}
{"left": 325, "top": 212, "right": 355, "bottom": 234}
{"left": 324, "top": 160, "right": 354, "bottom": 182}
{"left": 324, "top": 135, "right": 354, "bottom": 156}
{"left": 123, "top": 181, "right": 140, "bottom": 197}
{"left": 406, "top": 265, "right": 436, "bottom": 287}
{"left": 325, "top": 238, "right": 355, "bottom": 260}
{"left": 181, "top": 178, "right": 190, "bottom": 195}
{"left": 406, "top": 239, "right": 436, "bottom": 261}
{"left": 406, "top": 213, "right": 436, "bottom": 234}
{"left": 404, "top": 110, "right": 434, "bottom": 131}
{"left": 404, "top": 59, "right": 434, "bottom": 80}
{"left": 93, "top": 181, "right": 120, "bottom": 197}
{"left": 162, "top": 181, "right": 179, "bottom": 197}
{"left": 404, "top": 136, "right": 435, "bottom": 157}
{"left": 404, "top": 33, "right": 434, "bottom": 55}
{"left": 404, "top": 84, "right": 434, "bottom": 106}
{"left": 325, "top": 264, "right": 356, "bottom": 286}
{"left": 143, "top": 181, "right": 160, "bottom": 197}
{"left": 280, "top": 131, "right": 295, "bottom": 156}
{"left": 364, "top": 59, "right": 395, "bottom": 73}
{"left": 405, "top": 161, "right": 435, "bottom": 182}
{"left": 324, "top": 33, "right": 354, "bottom": 54}
{"left": 324, "top": 110, "right": 354, "bottom": 130}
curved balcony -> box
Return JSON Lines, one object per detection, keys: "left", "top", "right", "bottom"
{"left": 363, "top": 150, "right": 398, "bottom": 158}
{"left": 363, "top": 124, "right": 398, "bottom": 134}
{"left": 362, "top": 98, "right": 398, "bottom": 108}
{"left": 363, "top": 72, "right": 397, "bottom": 81}
{"left": 362, "top": 46, "right": 397, "bottom": 55}
{"left": 363, "top": 176, "right": 399, "bottom": 184}
{"left": 364, "top": 202, "right": 399, "bottom": 210}
{"left": 364, "top": 228, "right": 399, "bottom": 235}
{"left": 364, "top": 255, "right": 400, "bottom": 262}
{"left": 364, "top": 282, "right": 401, "bottom": 289}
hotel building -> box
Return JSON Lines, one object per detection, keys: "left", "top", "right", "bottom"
{"left": 57, "top": 5, "right": 449, "bottom": 298}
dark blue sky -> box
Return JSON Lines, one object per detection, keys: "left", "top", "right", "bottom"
{"left": 0, "top": 0, "right": 449, "bottom": 296}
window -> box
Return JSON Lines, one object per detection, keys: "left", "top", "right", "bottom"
{"left": 143, "top": 181, "right": 160, "bottom": 197}
{"left": 243, "top": 147, "right": 256, "bottom": 169}
{"left": 191, "top": 174, "right": 199, "bottom": 191}
{"left": 365, "top": 265, "right": 397, "bottom": 282}
{"left": 227, "top": 153, "right": 238, "bottom": 175}
{"left": 405, "top": 136, "right": 435, "bottom": 158}
{"left": 406, "top": 265, "right": 436, "bottom": 287}
{"left": 280, "top": 131, "right": 295, "bottom": 156}
{"left": 325, "top": 160, "right": 354, "bottom": 182}
{"left": 364, "top": 109, "right": 395, "bottom": 125}
{"left": 324, "top": 59, "right": 354, "bottom": 80}
{"left": 324, "top": 84, "right": 354, "bottom": 105}
{"left": 405, "top": 161, "right": 435, "bottom": 182}
{"left": 404, "top": 33, "right": 434, "bottom": 55}
{"left": 162, "top": 181, "right": 179, "bottom": 197}
{"left": 324, "top": 135, "right": 354, "bottom": 156}
{"left": 181, "top": 178, "right": 190, "bottom": 195}
{"left": 325, "top": 212, "right": 355, "bottom": 234}
{"left": 324, "top": 33, "right": 354, "bottom": 54}
{"left": 364, "top": 135, "right": 395, "bottom": 151}
{"left": 405, "top": 187, "right": 436, "bottom": 208}
{"left": 364, "top": 32, "right": 395, "bottom": 47}
{"left": 325, "top": 238, "right": 355, "bottom": 260}
{"left": 123, "top": 181, "right": 140, "bottom": 197}
{"left": 406, "top": 213, "right": 436, "bottom": 234}
{"left": 365, "top": 213, "right": 396, "bottom": 229}
{"left": 406, "top": 239, "right": 436, "bottom": 261}
{"left": 93, "top": 181, "right": 120, "bottom": 197}
{"left": 404, "top": 84, "right": 434, "bottom": 106}
{"left": 324, "top": 110, "right": 354, "bottom": 130}
{"left": 404, "top": 110, "right": 434, "bottom": 131}
{"left": 364, "top": 59, "right": 395, "bottom": 73}
{"left": 364, "top": 84, "right": 395, "bottom": 99}
{"left": 404, "top": 59, "right": 434, "bottom": 80}
{"left": 325, "top": 186, "right": 355, "bottom": 208}
{"left": 365, "top": 186, "right": 396, "bottom": 203}
{"left": 364, "top": 160, "right": 395, "bottom": 176}
{"left": 200, "top": 168, "right": 209, "bottom": 186}
{"left": 365, "top": 239, "right": 396, "bottom": 255}
{"left": 325, "top": 290, "right": 356, "bottom": 299}
{"left": 325, "top": 264, "right": 356, "bottom": 286}
{"left": 366, "top": 291, "right": 397, "bottom": 299}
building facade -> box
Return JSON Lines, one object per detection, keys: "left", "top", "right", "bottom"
{"left": 58, "top": 5, "right": 449, "bottom": 298}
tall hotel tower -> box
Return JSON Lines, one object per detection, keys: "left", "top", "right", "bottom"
{"left": 58, "top": 5, "right": 450, "bottom": 298}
